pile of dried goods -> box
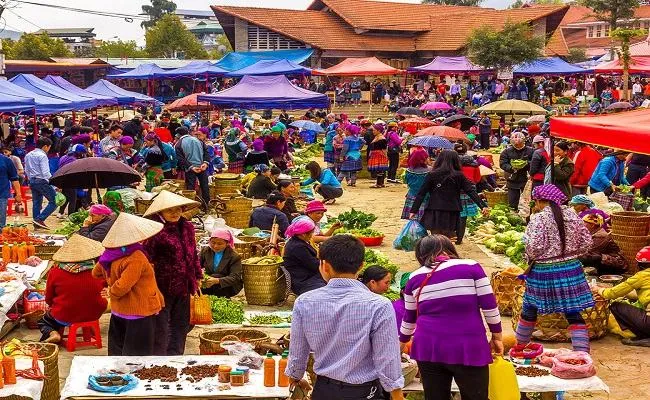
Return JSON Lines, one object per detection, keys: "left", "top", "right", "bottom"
{"left": 133, "top": 365, "right": 179, "bottom": 382}
{"left": 515, "top": 366, "right": 550, "bottom": 377}
{"left": 181, "top": 364, "right": 220, "bottom": 382}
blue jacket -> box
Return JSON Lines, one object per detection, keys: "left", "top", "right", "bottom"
{"left": 588, "top": 156, "right": 629, "bottom": 192}
{"left": 249, "top": 206, "right": 290, "bottom": 236}
{"left": 301, "top": 169, "right": 341, "bottom": 188}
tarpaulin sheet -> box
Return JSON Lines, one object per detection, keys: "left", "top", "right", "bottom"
{"left": 514, "top": 57, "right": 592, "bottom": 75}
{"left": 215, "top": 49, "right": 314, "bottom": 71}
{"left": 155, "top": 60, "right": 228, "bottom": 78}
{"left": 106, "top": 63, "right": 166, "bottom": 79}
{"left": 551, "top": 109, "right": 650, "bottom": 155}
{"left": 197, "top": 74, "right": 329, "bottom": 110}
{"left": 10, "top": 73, "right": 98, "bottom": 110}
{"left": 86, "top": 79, "right": 162, "bottom": 106}
{"left": 594, "top": 56, "right": 650, "bottom": 74}
{"left": 314, "top": 56, "right": 403, "bottom": 76}
{"left": 0, "top": 78, "right": 73, "bottom": 114}
{"left": 43, "top": 75, "right": 118, "bottom": 107}
{"left": 226, "top": 59, "right": 311, "bottom": 77}
{"left": 0, "top": 80, "right": 35, "bottom": 112}
{"left": 408, "top": 56, "right": 486, "bottom": 74}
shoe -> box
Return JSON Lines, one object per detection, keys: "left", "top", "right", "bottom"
{"left": 33, "top": 220, "right": 49, "bottom": 230}
{"left": 57, "top": 213, "right": 67, "bottom": 220}
{"left": 622, "top": 338, "right": 650, "bottom": 347}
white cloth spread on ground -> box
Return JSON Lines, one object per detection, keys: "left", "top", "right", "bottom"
{"left": 0, "top": 358, "right": 44, "bottom": 399}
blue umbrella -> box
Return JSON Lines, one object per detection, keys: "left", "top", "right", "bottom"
{"left": 290, "top": 120, "right": 325, "bottom": 133}
{"left": 408, "top": 135, "right": 453, "bottom": 149}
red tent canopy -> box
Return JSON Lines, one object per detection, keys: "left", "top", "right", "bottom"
{"left": 551, "top": 109, "right": 650, "bottom": 155}
{"left": 594, "top": 56, "right": 650, "bottom": 74}
{"left": 313, "top": 57, "right": 404, "bottom": 76}
{"left": 166, "top": 93, "right": 213, "bottom": 112}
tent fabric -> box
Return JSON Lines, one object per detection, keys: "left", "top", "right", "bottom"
{"left": 313, "top": 57, "right": 403, "bottom": 76}
{"left": 197, "top": 75, "right": 329, "bottom": 110}
{"left": 551, "top": 110, "right": 650, "bottom": 155}
{"left": 594, "top": 56, "right": 650, "bottom": 74}
{"left": 43, "top": 75, "right": 118, "bottom": 107}
{"left": 0, "top": 80, "right": 36, "bottom": 113}
{"left": 514, "top": 57, "right": 592, "bottom": 75}
{"left": 106, "top": 63, "right": 166, "bottom": 79}
{"left": 215, "top": 49, "right": 314, "bottom": 71}
{"left": 226, "top": 59, "right": 312, "bottom": 77}
{"left": 9, "top": 74, "right": 98, "bottom": 110}
{"left": 0, "top": 79, "right": 71, "bottom": 114}
{"left": 86, "top": 79, "right": 162, "bottom": 106}
{"left": 166, "top": 93, "right": 213, "bottom": 112}
{"left": 408, "top": 56, "right": 486, "bottom": 74}
{"left": 155, "top": 61, "right": 228, "bottom": 78}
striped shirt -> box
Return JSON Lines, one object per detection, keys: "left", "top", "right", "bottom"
{"left": 399, "top": 259, "right": 502, "bottom": 367}
{"left": 286, "top": 278, "right": 404, "bottom": 392}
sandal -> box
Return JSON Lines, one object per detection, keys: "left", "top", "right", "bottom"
{"left": 323, "top": 199, "right": 336, "bottom": 205}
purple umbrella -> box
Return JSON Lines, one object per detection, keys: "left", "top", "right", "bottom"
{"left": 420, "top": 102, "right": 452, "bottom": 111}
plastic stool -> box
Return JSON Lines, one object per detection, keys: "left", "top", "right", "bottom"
{"left": 7, "top": 186, "right": 31, "bottom": 217}
{"left": 60, "top": 320, "right": 102, "bottom": 352}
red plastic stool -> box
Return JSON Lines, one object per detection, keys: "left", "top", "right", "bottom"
{"left": 60, "top": 320, "right": 102, "bottom": 352}
{"left": 7, "top": 186, "right": 31, "bottom": 217}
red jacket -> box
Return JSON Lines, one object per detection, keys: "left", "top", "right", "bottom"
{"left": 633, "top": 171, "right": 650, "bottom": 190}
{"left": 461, "top": 165, "right": 481, "bottom": 184}
{"left": 45, "top": 266, "right": 107, "bottom": 324}
{"left": 570, "top": 146, "right": 602, "bottom": 187}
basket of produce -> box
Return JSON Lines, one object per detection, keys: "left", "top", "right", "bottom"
{"left": 23, "top": 290, "right": 48, "bottom": 329}
{"left": 611, "top": 233, "right": 650, "bottom": 273}
{"left": 214, "top": 194, "right": 253, "bottom": 213}
{"left": 221, "top": 210, "right": 252, "bottom": 229}
{"left": 329, "top": 209, "right": 385, "bottom": 244}
{"left": 483, "top": 190, "right": 508, "bottom": 207}
{"left": 211, "top": 174, "right": 242, "bottom": 196}
{"left": 490, "top": 267, "right": 525, "bottom": 316}
{"left": 199, "top": 329, "right": 270, "bottom": 355}
{"left": 610, "top": 211, "right": 650, "bottom": 236}
{"left": 242, "top": 256, "right": 288, "bottom": 306}
{"left": 234, "top": 236, "right": 267, "bottom": 261}
{"left": 134, "top": 198, "right": 154, "bottom": 216}
{"left": 3, "top": 341, "right": 59, "bottom": 400}
{"left": 511, "top": 286, "right": 609, "bottom": 341}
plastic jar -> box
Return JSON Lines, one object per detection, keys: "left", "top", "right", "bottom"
{"left": 235, "top": 366, "right": 250, "bottom": 383}
{"left": 218, "top": 365, "right": 232, "bottom": 383}
{"left": 230, "top": 371, "right": 245, "bottom": 386}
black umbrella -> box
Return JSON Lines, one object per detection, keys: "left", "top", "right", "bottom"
{"left": 396, "top": 107, "right": 423, "bottom": 117}
{"left": 442, "top": 114, "right": 476, "bottom": 131}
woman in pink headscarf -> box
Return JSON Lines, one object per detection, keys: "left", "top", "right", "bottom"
{"left": 282, "top": 218, "right": 326, "bottom": 295}
{"left": 77, "top": 204, "right": 116, "bottom": 242}
{"left": 200, "top": 229, "right": 243, "bottom": 298}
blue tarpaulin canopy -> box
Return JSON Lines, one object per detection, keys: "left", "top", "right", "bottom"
{"left": 155, "top": 61, "right": 228, "bottom": 78}
{"left": 106, "top": 63, "right": 166, "bottom": 79}
{"left": 226, "top": 59, "right": 311, "bottom": 77}
{"left": 9, "top": 74, "right": 98, "bottom": 110}
{"left": 0, "top": 80, "right": 36, "bottom": 113}
{"left": 86, "top": 79, "right": 162, "bottom": 106}
{"left": 215, "top": 49, "right": 313, "bottom": 71}
{"left": 197, "top": 75, "right": 328, "bottom": 110}
{"left": 43, "top": 75, "right": 118, "bottom": 107}
{"left": 0, "top": 79, "right": 71, "bottom": 114}
{"left": 514, "top": 57, "right": 592, "bottom": 76}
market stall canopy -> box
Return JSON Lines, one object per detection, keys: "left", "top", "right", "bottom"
{"left": 594, "top": 56, "right": 650, "bottom": 74}
{"left": 106, "top": 63, "right": 166, "bottom": 79}
{"left": 226, "top": 59, "right": 312, "bottom": 77}
{"left": 85, "top": 79, "right": 162, "bottom": 106}
{"left": 551, "top": 110, "right": 650, "bottom": 155}
{"left": 43, "top": 75, "right": 118, "bottom": 107}
{"left": 0, "top": 80, "right": 36, "bottom": 113}
{"left": 214, "top": 49, "right": 313, "bottom": 71}
{"left": 165, "top": 93, "right": 214, "bottom": 112}
{"left": 155, "top": 61, "right": 228, "bottom": 79}
{"left": 313, "top": 57, "right": 403, "bottom": 76}
{"left": 408, "top": 56, "right": 486, "bottom": 74}
{"left": 514, "top": 57, "right": 592, "bottom": 75}
{"left": 476, "top": 99, "right": 547, "bottom": 114}
{"left": 9, "top": 74, "right": 98, "bottom": 110}
{"left": 0, "top": 79, "right": 71, "bottom": 114}
{"left": 197, "top": 75, "right": 329, "bottom": 110}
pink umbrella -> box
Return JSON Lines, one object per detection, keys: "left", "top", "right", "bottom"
{"left": 420, "top": 102, "right": 452, "bottom": 111}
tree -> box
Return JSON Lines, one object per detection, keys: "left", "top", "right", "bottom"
{"left": 208, "top": 34, "right": 232, "bottom": 60}
{"left": 566, "top": 47, "right": 588, "bottom": 63}
{"left": 580, "top": 0, "right": 640, "bottom": 32}
{"left": 611, "top": 28, "right": 646, "bottom": 99}
{"left": 509, "top": 0, "right": 564, "bottom": 8}
{"left": 145, "top": 14, "right": 208, "bottom": 59}
{"left": 141, "top": 0, "right": 177, "bottom": 29}
{"left": 421, "top": 0, "right": 482, "bottom": 5}
{"left": 4, "top": 33, "right": 72, "bottom": 60}
{"left": 96, "top": 40, "right": 147, "bottom": 59}
{"left": 466, "top": 21, "right": 544, "bottom": 72}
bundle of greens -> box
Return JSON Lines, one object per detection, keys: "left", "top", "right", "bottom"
{"left": 54, "top": 209, "right": 90, "bottom": 236}
{"left": 208, "top": 296, "right": 245, "bottom": 324}
{"left": 362, "top": 249, "right": 399, "bottom": 283}
{"left": 382, "top": 289, "right": 400, "bottom": 301}
{"left": 332, "top": 209, "right": 378, "bottom": 230}
{"left": 248, "top": 315, "right": 291, "bottom": 325}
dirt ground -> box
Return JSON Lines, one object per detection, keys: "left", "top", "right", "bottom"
{"left": 8, "top": 178, "right": 650, "bottom": 399}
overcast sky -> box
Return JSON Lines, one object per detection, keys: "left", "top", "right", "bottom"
{"left": 1, "top": 0, "right": 515, "bottom": 45}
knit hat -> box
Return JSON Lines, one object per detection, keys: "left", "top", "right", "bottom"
{"left": 198, "top": 127, "right": 209, "bottom": 136}
{"left": 145, "top": 132, "right": 157, "bottom": 141}
{"left": 271, "top": 122, "right": 286, "bottom": 132}
{"left": 210, "top": 228, "right": 234, "bottom": 248}
{"left": 528, "top": 125, "right": 541, "bottom": 135}
{"left": 72, "top": 144, "right": 87, "bottom": 153}
{"left": 582, "top": 213, "right": 604, "bottom": 228}
{"left": 636, "top": 246, "right": 650, "bottom": 262}
{"left": 102, "top": 212, "right": 163, "bottom": 248}
{"left": 532, "top": 135, "right": 545, "bottom": 144}
{"left": 569, "top": 195, "right": 595, "bottom": 208}
{"left": 143, "top": 190, "right": 200, "bottom": 217}
{"left": 119, "top": 136, "right": 134, "bottom": 145}
{"left": 89, "top": 204, "right": 113, "bottom": 216}
{"left": 53, "top": 234, "right": 104, "bottom": 263}
{"left": 305, "top": 200, "right": 327, "bottom": 214}
{"left": 532, "top": 184, "right": 567, "bottom": 205}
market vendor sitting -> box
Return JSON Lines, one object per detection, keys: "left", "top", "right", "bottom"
{"left": 597, "top": 246, "right": 650, "bottom": 347}
{"left": 38, "top": 234, "right": 107, "bottom": 343}
{"left": 360, "top": 266, "right": 392, "bottom": 295}
{"left": 77, "top": 204, "right": 117, "bottom": 242}
{"left": 200, "top": 229, "right": 243, "bottom": 298}
{"left": 249, "top": 191, "right": 290, "bottom": 236}
{"left": 292, "top": 200, "right": 342, "bottom": 243}
{"left": 246, "top": 164, "right": 279, "bottom": 200}
{"left": 283, "top": 218, "right": 326, "bottom": 295}
{"left": 579, "top": 214, "right": 628, "bottom": 275}
{"left": 569, "top": 194, "right": 610, "bottom": 231}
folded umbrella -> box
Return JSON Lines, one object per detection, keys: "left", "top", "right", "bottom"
{"left": 415, "top": 126, "right": 469, "bottom": 143}
{"left": 420, "top": 102, "right": 452, "bottom": 111}
{"left": 408, "top": 135, "right": 453, "bottom": 149}
{"left": 442, "top": 114, "right": 476, "bottom": 131}
{"left": 397, "top": 107, "right": 423, "bottom": 117}
{"left": 289, "top": 120, "right": 325, "bottom": 133}
{"left": 606, "top": 101, "right": 633, "bottom": 111}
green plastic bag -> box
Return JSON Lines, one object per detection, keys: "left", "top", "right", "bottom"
{"left": 55, "top": 192, "right": 66, "bottom": 207}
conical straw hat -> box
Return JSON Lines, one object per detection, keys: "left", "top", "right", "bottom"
{"left": 52, "top": 234, "right": 105, "bottom": 263}
{"left": 479, "top": 165, "right": 496, "bottom": 176}
{"left": 102, "top": 212, "right": 163, "bottom": 248}
{"left": 143, "top": 190, "right": 200, "bottom": 217}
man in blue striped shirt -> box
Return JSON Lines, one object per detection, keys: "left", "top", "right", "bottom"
{"left": 286, "top": 235, "right": 404, "bottom": 400}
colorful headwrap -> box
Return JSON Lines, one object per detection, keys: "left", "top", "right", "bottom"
{"left": 210, "top": 228, "right": 234, "bottom": 248}
{"left": 103, "top": 191, "right": 124, "bottom": 214}
{"left": 408, "top": 147, "right": 429, "bottom": 169}
{"left": 254, "top": 164, "right": 270, "bottom": 174}
{"left": 285, "top": 218, "right": 316, "bottom": 239}
{"left": 89, "top": 204, "right": 113, "bottom": 216}
{"left": 71, "top": 134, "right": 91, "bottom": 145}
{"left": 582, "top": 213, "right": 604, "bottom": 228}
{"left": 145, "top": 132, "right": 158, "bottom": 142}
{"left": 467, "top": 134, "right": 476, "bottom": 142}
{"left": 198, "top": 127, "right": 210, "bottom": 135}
{"left": 569, "top": 195, "right": 595, "bottom": 208}
{"left": 532, "top": 184, "right": 567, "bottom": 205}
{"left": 346, "top": 124, "right": 360, "bottom": 136}
{"left": 119, "top": 136, "right": 134, "bottom": 145}
{"left": 374, "top": 123, "right": 385, "bottom": 133}
{"left": 271, "top": 122, "right": 287, "bottom": 132}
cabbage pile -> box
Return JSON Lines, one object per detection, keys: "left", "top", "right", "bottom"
{"left": 468, "top": 204, "right": 527, "bottom": 268}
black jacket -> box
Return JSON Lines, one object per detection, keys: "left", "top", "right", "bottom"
{"left": 77, "top": 215, "right": 116, "bottom": 242}
{"left": 249, "top": 206, "right": 290, "bottom": 236}
{"left": 247, "top": 175, "right": 278, "bottom": 200}
{"left": 500, "top": 145, "right": 534, "bottom": 188}
{"left": 200, "top": 246, "right": 243, "bottom": 295}
{"left": 411, "top": 170, "right": 486, "bottom": 213}
{"left": 282, "top": 237, "right": 325, "bottom": 295}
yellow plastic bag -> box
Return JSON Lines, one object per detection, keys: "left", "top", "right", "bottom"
{"left": 488, "top": 356, "right": 520, "bottom": 400}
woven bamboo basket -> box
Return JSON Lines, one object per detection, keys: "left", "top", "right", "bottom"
{"left": 234, "top": 236, "right": 267, "bottom": 260}
{"left": 511, "top": 286, "right": 609, "bottom": 342}
{"left": 18, "top": 342, "right": 60, "bottom": 400}
{"left": 484, "top": 191, "right": 508, "bottom": 207}
{"left": 35, "top": 245, "right": 62, "bottom": 261}
{"left": 173, "top": 179, "right": 186, "bottom": 190}
{"left": 242, "top": 258, "right": 288, "bottom": 306}
{"left": 611, "top": 234, "right": 650, "bottom": 274}
{"left": 221, "top": 210, "right": 251, "bottom": 229}
{"left": 199, "top": 329, "right": 270, "bottom": 355}
{"left": 134, "top": 198, "right": 154, "bottom": 215}
{"left": 611, "top": 211, "right": 650, "bottom": 236}
{"left": 212, "top": 174, "right": 242, "bottom": 196}
{"left": 180, "top": 190, "right": 197, "bottom": 200}
{"left": 490, "top": 271, "right": 525, "bottom": 316}
{"left": 216, "top": 195, "right": 253, "bottom": 212}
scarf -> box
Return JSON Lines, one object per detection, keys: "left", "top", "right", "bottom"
{"left": 57, "top": 261, "right": 95, "bottom": 273}
{"left": 98, "top": 243, "right": 145, "bottom": 272}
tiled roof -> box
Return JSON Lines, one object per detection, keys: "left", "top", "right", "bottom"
{"left": 545, "top": 6, "right": 608, "bottom": 57}
{"left": 566, "top": 5, "right": 650, "bottom": 24}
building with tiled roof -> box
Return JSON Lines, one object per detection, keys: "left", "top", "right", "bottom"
{"left": 211, "top": 0, "right": 570, "bottom": 69}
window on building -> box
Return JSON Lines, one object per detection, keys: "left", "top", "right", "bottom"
{"left": 604, "top": 24, "right": 610, "bottom": 37}
{"left": 644, "top": 21, "right": 650, "bottom": 31}
{"left": 587, "top": 25, "right": 594, "bottom": 38}
{"left": 596, "top": 25, "right": 602, "bottom": 38}
{"left": 247, "top": 26, "right": 306, "bottom": 50}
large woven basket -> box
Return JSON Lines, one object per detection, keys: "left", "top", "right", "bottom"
{"left": 490, "top": 271, "right": 525, "bottom": 316}
{"left": 221, "top": 210, "right": 251, "bottom": 229}
{"left": 199, "top": 329, "right": 270, "bottom": 355}
{"left": 611, "top": 233, "right": 650, "bottom": 274}
{"left": 484, "top": 191, "right": 508, "bottom": 207}
{"left": 511, "top": 286, "right": 609, "bottom": 342}
{"left": 216, "top": 195, "right": 253, "bottom": 212}
{"left": 242, "top": 258, "right": 288, "bottom": 306}
{"left": 234, "top": 236, "right": 267, "bottom": 260}
{"left": 611, "top": 211, "right": 650, "bottom": 236}
{"left": 19, "top": 342, "right": 59, "bottom": 400}
{"left": 134, "top": 198, "right": 154, "bottom": 216}
{"left": 212, "top": 174, "right": 242, "bottom": 197}
{"left": 35, "top": 245, "right": 62, "bottom": 261}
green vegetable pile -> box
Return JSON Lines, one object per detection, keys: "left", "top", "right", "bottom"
{"left": 362, "top": 249, "right": 399, "bottom": 284}
{"left": 334, "top": 227, "right": 384, "bottom": 238}
{"left": 330, "top": 209, "right": 384, "bottom": 238}
{"left": 382, "top": 289, "right": 400, "bottom": 301}
{"left": 208, "top": 296, "right": 245, "bottom": 324}
{"left": 292, "top": 143, "right": 324, "bottom": 167}
{"left": 468, "top": 204, "right": 527, "bottom": 268}
{"left": 54, "top": 209, "right": 90, "bottom": 237}
{"left": 634, "top": 195, "right": 650, "bottom": 212}
{"left": 618, "top": 185, "right": 634, "bottom": 194}
{"left": 489, "top": 145, "right": 505, "bottom": 154}
{"left": 248, "top": 315, "right": 291, "bottom": 325}
{"left": 511, "top": 159, "right": 528, "bottom": 170}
